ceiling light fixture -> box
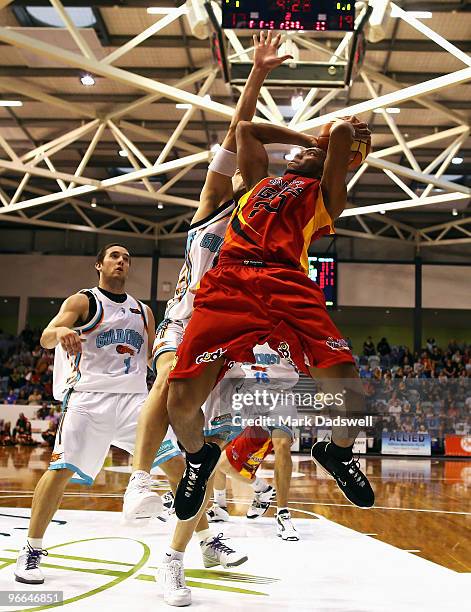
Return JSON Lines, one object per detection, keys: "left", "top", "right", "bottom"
{"left": 147, "top": 7, "right": 186, "bottom": 15}
{"left": 0, "top": 100, "right": 23, "bottom": 107}
{"left": 452, "top": 208, "right": 458, "bottom": 216}
{"left": 157, "top": 203, "right": 164, "bottom": 209}
{"left": 451, "top": 157, "right": 463, "bottom": 165}
{"left": 373, "top": 107, "right": 401, "bottom": 114}
{"left": 80, "top": 74, "right": 95, "bottom": 87}
{"left": 118, "top": 149, "right": 128, "bottom": 158}
{"left": 176, "top": 103, "right": 192, "bottom": 109}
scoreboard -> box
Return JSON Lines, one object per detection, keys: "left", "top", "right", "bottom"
{"left": 308, "top": 255, "right": 337, "bottom": 307}
{"left": 222, "top": 1, "right": 355, "bottom": 32}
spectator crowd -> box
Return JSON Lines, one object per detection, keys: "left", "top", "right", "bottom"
{"left": 357, "top": 336, "right": 471, "bottom": 439}
{"left": 1, "top": 327, "right": 470, "bottom": 448}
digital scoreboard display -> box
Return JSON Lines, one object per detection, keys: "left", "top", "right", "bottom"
{"left": 222, "top": 1, "right": 355, "bottom": 32}
{"left": 308, "top": 255, "right": 337, "bottom": 307}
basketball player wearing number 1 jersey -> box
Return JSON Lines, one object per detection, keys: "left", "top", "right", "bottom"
{"left": 14, "top": 244, "right": 180, "bottom": 585}
{"left": 168, "top": 117, "right": 375, "bottom": 523}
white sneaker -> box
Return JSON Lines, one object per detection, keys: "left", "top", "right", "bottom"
{"left": 15, "top": 544, "right": 48, "bottom": 584}
{"left": 159, "top": 560, "right": 191, "bottom": 607}
{"left": 200, "top": 533, "right": 248, "bottom": 568}
{"left": 157, "top": 491, "right": 175, "bottom": 522}
{"left": 206, "top": 503, "right": 229, "bottom": 523}
{"left": 276, "top": 510, "right": 300, "bottom": 541}
{"left": 246, "top": 485, "right": 276, "bottom": 519}
{"left": 123, "top": 472, "right": 163, "bottom": 521}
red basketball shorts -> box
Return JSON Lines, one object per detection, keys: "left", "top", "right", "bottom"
{"left": 168, "top": 263, "right": 354, "bottom": 380}
{"left": 226, "top": 426, "right": 273, "bottom": 479}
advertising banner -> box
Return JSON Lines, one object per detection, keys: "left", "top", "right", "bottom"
{"left": 445, "top": 435, "right": 471, "bottom": 457}
{"left": 381, "top": 432, "right": 431, "bottom": 456}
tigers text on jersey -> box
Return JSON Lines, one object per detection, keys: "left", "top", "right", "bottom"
{"left": 164, "top": 199, "right": 235, "bottom": 323}
{"left": 219, "top": 173, "right": 334, "bottom": 273}
{"left": 53, "top": 287, "right": 148, "bottom": 399}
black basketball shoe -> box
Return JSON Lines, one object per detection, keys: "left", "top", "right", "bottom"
{"left": 175, "top": 443, "right": 221, "bottom": 521}
{"left": 311, "top": 441, "right": 374, "bottom": 508}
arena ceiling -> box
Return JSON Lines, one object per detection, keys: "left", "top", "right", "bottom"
{"left": 0, "top": 0, "right": 470, "bottom": 256}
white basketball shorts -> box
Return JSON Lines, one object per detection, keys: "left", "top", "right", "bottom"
{"left": 49, "top": 390, "right": 181, "bottom": 485}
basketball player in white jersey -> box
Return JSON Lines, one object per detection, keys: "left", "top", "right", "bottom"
{"left": 122, "top": 32, "right": 293, "bottom": 606}
{"left": 207, "top": 342, "right": 300, "bottom": 541}
{"left": 14, "top": 244, "right": 183, "bottom": 584}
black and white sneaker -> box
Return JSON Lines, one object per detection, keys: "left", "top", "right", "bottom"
{"left": 276, "top": 510, "right": 300, "bottom": 541}
{"left": 175, "top": 443, "right": 221, "bottom": 521}
{"left": 311, "top": 441, "right": 374, "bottom": 508}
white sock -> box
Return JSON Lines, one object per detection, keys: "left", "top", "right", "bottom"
{"left": 253, "top": 477, "right": 269, "bottom": 493}
{"left": 27, "top": 537, "right": 43, "bottom": 549}
{"left": 163, "top": 547, "right": 184, "bottom": 564}
{"left": 196, "top": 528, "right": 213, "bottom": 543}
{"left": 214, "top": 488, "right": 227, "bottom": 508}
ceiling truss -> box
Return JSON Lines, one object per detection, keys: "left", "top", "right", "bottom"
{"left": 0, "top": 0, "right": 468, "bottom": 249}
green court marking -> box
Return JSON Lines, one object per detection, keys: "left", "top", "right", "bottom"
{"left": 136, "top": 573, "right": 267, "bottom": 595}
{"left": 6, "top": 537, "right": 150, "bottom": 612}
{"left": 5, "top": 548, "right": 134, "bottom": 567}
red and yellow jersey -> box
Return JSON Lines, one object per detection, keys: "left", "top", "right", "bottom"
{"left": 219, "top": 172, "right": 334, "bottom": 273}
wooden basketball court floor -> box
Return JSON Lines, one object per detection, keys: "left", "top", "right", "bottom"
{"left": 0, "top": 446, "right": 470, "bottom": 611}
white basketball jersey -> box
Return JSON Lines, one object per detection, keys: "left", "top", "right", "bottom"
{"left": 53, "top": 287, "right": 148, "bottom": 400}
{"left": 241, "top": 343, "right": 299, "bottom": 390}
{"left": 165, "top": 199, "right": 236, "bottom": 323}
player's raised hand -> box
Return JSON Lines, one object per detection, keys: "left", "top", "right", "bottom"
{"left": 253, "top": 31, "right": 292, "bottom": 72}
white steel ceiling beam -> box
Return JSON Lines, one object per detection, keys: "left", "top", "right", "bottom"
{"left": 49, "top": 0, "right": 97, "bottom": 60}
{"left": 390, "top": 3, "right": 471, "bottom": 68}
{"left": 366, "top": 157, "right": 471, "bottom": 195}
{"left": 0, "top": 26, "right": 240, "bottom": 121}
{"left": 103, "top": 6, "right": 187, "bottom": 65}
{"left": 68, "top": 122, "right": 107, "bottom": 190}
{"left": 361, "top": 72, "right": 421, "bottom": 172}
{"left": 342, "top": 192, "right": 469, "bottom": 218}
{"left": 295, "top": 67, "right": 471, "bottom": 132}
{"left": 0, "top": 77, "right": 96, "bottom": 119}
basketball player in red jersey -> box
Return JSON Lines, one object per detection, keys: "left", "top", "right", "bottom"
{"left": 167, "top": 116, "right": 374, "bottom": 522}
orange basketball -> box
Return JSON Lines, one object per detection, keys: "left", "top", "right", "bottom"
{"left": 317, "top": 120, "right": 371, "bottom": 170}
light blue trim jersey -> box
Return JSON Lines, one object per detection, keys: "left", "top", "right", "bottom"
{"left": 164, "top": 199, "right": 235, "bottom": 324}
{"left": 53, "top": 287, "right": 148, "bottom": 399}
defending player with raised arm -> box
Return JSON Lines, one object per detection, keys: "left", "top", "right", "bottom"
{"left": 166, "top": 116, "right": 375, "bottom": 526}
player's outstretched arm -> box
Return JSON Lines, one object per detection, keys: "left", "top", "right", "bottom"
{"left": 40, "top": 293, "right": 89, "bottom": 354}
{"left": 195, "top": 31, "right": 292, "bottom": 223}
{"left": 321, "top": 118, "right": 370, "bottom": 220}
{"left": 236, "top": 122, "right": 315, "bottom": 191}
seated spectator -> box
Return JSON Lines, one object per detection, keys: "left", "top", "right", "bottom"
{"left": 0, "top": 421, "right": 14, "bottom": 446}
{"left": 377, "top": 337, "right": 391, "bottom": 356}
{"left": 41, "top": 421, "right": 57, "bottom": 448}
{"left": 28, "top": 388, "right": 43, "bottom": 404}
{"left": 4, "top": 388, "right": 18, "bottom": 404}
{"left": 363, "top": 336, "right": 376, "bottom": 356}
